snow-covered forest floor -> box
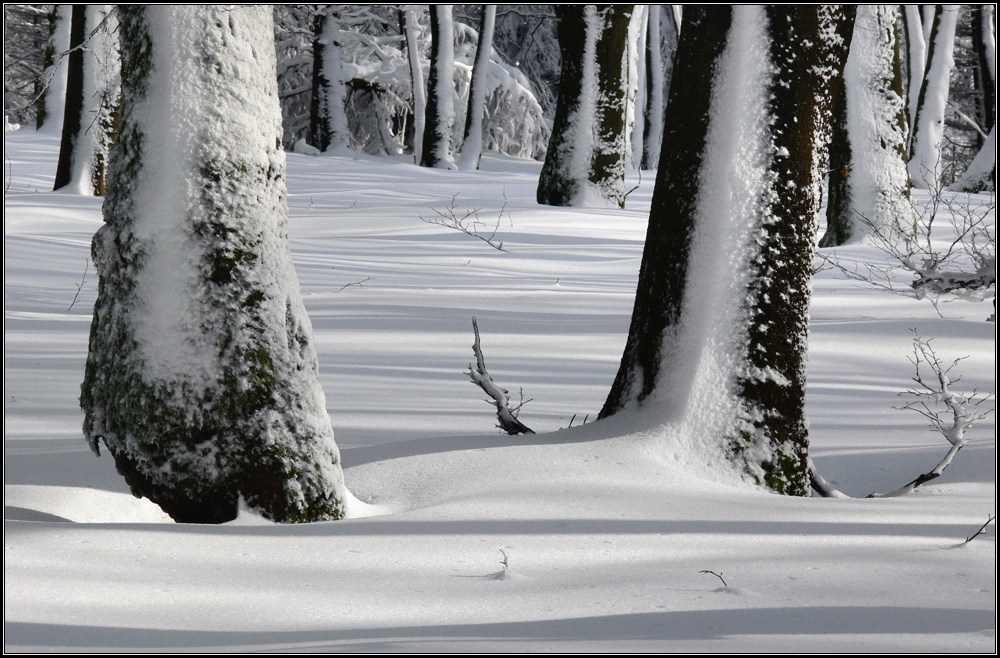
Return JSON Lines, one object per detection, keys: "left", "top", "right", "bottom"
{"left": 4, "top": 128, "right": 996, "bottom": 652}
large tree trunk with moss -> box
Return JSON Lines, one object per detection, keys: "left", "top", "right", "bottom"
{"left": 53, "top": 4, "right": 119, "bottom": 195}
{"left": 80, "top": 6, "right": 348, "bottom": 524}
{"left": 600, "top": 6, "right": 852, "bottom": 495}
{"left": 820, "top": 5, "right": 907, "bottom": 247}
{"left": 536, "top": 5, "right": 633, "bottom": 208}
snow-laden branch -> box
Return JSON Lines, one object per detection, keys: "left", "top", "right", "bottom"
{"left": 467, "top": 317, "right": 534, "bottom": 435}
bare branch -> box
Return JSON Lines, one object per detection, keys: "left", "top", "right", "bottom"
{"left": 467, "top": 317, "right": 534, "bottom": 435}
{"left": 421, "top": 193, "right": 510, "bottom": 252}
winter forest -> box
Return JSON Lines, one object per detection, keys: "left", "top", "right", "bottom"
{"left": 3, "top": 4, "right": 996, "bottom": 652}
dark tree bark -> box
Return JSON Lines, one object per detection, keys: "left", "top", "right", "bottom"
{"left": 819, "top": 64, "right": 853, "bottom": 248}
{"left": 52, "top": 4, "right": 86, "bottom": 191}
{"left": 738, "top": 6, "right": 853, "bottom": 494}
{"left": 36, "top": 5, "right": 70, "bottom": 131}
{"left": 972, "top": 6, "right": 996, "bottom": 138}
{"left": 309, "top": 12, "right": 332, "bottom": 152}
{"left": 52, "top": 5, "right": 119, "bottom": 195}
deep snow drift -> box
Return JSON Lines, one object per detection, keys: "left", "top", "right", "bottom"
{"left": 4, "top": 128, "right": 996, "bottom": 652}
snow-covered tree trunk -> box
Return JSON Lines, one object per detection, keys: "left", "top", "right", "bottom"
{"left": 420, "top": 5, "right": 456, "bottom": 169}
{"left": 457, "top": 5, "right": 496, "bottom": 171}
{"left": 901, "top": 4, "right": 926, "bottom": 145}
{"left": 627, "top": 5, "right": 647, "bottom": 170}
{"left": 909, "top": 5, "right": 959, "bottom": 189}
{"left": 600, "top": 6, "right": 733, "bottom": 418}
{"left": 53, "top": 5, "right": 119, "bottom": 195}
{"left": 536, "top": 5, "right": 633, "bottom": 208}
{"left": 309, "top": 10, "right": 351, "bottom": 153}
{"left": 81, "top": 6, "right": 348, "bottom": 524}
{"left": 600, "top": 6, "right": 853, "bottom": 495}
{"left": 641, "top": 5, "right": 664, "bottom": 171}
{"left": 36, "top": 4, "right": 71, "bottom": 133}
{"left": 820, "top": 5, "right": 909, "bottom": 247}
{"left": 403, "top": 7, "right": 426, "bottom": 164}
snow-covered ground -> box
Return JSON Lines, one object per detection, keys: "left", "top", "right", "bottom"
{"left": 4, "top": 128, "right": 995, "bottom": 652}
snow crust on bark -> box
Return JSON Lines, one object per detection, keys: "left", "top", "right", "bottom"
{"left": 638, "top": 6, "right": 773, "bottom": 483}
{"left": 841, "top": 5, "right": 909, "bottom": 237}
{"left": 564, "top": 5, "right": 602, "bottom": 204}
{"left": 403, "top": 7, "right": 426, "bottom": 164}
{"left": 909, "top": 5, "right": 958, "bottom": 189}
{"left": 83, "top": 6, "right": 347, "bottom": 522}
{"left": 316, "top": 13, "right": 351, "bottom": 153}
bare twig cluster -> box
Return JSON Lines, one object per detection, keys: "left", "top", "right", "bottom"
{"left": 818, "top": 185, "right": 995, "bottom": 317}
{"left": 467, "top": 317, "right": 534, "bottom": 435}
{"left": 421, "top": 194, "right": 510, "bottom": 252}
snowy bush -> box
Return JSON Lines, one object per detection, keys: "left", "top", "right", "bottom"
{"left": 275, "top": 7, "right": 548, "bottom": 160}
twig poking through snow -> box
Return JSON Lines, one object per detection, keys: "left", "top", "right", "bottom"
{"left": 337, "top": 276, "right": 374, "bottom": 292}
{"left": 467, "top": 317, "right": 534, "bottom": 435}
{"left": 68, "top": 259, "right": 89, "bottom": 311}
{"left": 700, "top": 570, "right": 727, "bottom": 587}
{"left": 965, "top": 515, "right": 996, "bottom": 544}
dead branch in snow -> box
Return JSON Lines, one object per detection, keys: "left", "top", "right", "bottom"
{"left": 467, "top": 317, "right": 534, "bottom": 435}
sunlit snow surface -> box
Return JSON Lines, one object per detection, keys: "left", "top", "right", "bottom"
{"left": 4, "top": 129, "right": 996, "bottom": 652}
